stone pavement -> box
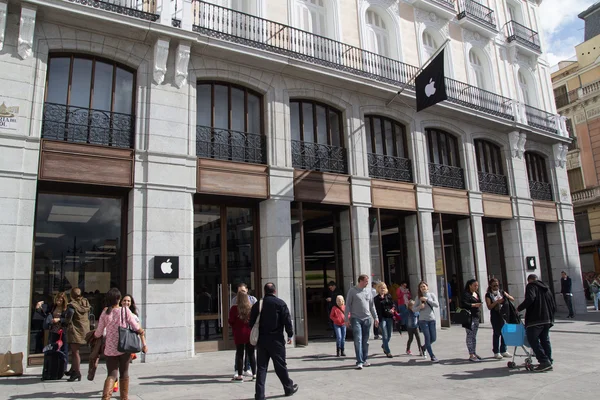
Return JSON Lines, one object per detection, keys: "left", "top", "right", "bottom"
{"left": 3, "top": 311, "right": 599, "bottom": 400}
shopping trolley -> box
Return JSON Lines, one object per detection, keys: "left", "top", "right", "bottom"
{"left": 501, "top": 303, "right": 533, "bottom": 371}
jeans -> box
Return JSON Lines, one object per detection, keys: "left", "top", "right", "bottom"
{"left": 418, "top": 320, "right": 437, "bottom": 358}
{"left": 594, "top": 292, "right": 599, "bottom": 311}
{"left": 333, "top": 324, "right": 346, "bottom": 350}
{"left": 563, "top": 294, "right": 574, "bottom": 317}
{"left": 491, "top": 317, "right": 507, "bottom": 354}
{"left": 526, "top": 324, "right": 552, "bottom": 364}
{"left": 465, "top": 317, "right": 479, "bottom": 354}
{"left": 398, "top": 304, "right": 408, "bottom": 327}
{"left": 380, "top": 318, "right": 393, "bottom": 354}
{"left": 351, "top": 317, "right": 371, "bottom": 365}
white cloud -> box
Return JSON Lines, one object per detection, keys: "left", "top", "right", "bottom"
{"left": 539, "top": 0, "right": 596, "bottom": 37}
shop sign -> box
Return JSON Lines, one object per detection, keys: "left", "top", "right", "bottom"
{"left": 526, "top": 256, "right": 536, "bottom": 270}
{"left": 154, "top": 256, "right": 179, "bottom": 279}
{"left": 0, "top": 101, "right": 19, "bottom": 130}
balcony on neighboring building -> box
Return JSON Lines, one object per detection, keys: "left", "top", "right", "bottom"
{"left": 524, "top": 104, "right": 558, "bottom": 134}
{"left": 368, "top": 154, "right": 413, "bottom": 183}
{"left": 457, "top": 0, "right": 497, "bottom": 37}
{"left": 554, "top": 88, "right": 579, "bottom": 109}
{"left": 506, "top": 20, "right": 541, "bottom": 55}
{"left": 478, "top": 171, "right": 508, "bottom": 195}
{"left": 572, "top": 186, "right": 600, "bottom": 205}
{"left": 407, "top": 0, "right": 457, "bottom": 20}
{"left": 429, "top": 163, "right": 465, "bottom": 189}
{"left": 291, "top": 140, "right": 348, "bottom": 174}
{"left": 41, "top": 102, "right": 135, "bottom": 148}
{"left": 529, "top": 180, "right": 553, "bottom": 201}
{"left": 196, "top": 126, "right": 266, "bottom": 164}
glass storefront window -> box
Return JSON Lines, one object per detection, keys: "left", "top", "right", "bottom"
{"left": 30, "top": 193, "right": 123, "bottom": 355}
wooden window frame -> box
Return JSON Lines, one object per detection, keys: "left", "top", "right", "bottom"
{"left": 290, "top": 99, "right": 344, "bottom": 147}
{"left": 525, "top": 152, "right": 549, "bottom": 183}
{"left": 365, "top": 115, "right": 408, "bottom": 158}
{"left": 426, "top": 128, "right": 461, "bottom": 167}
{"left": 474, "top": 139, "right": 503, "bottom": 175}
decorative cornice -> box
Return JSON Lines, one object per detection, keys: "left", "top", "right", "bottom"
{"left": 415, "top": 8, "right": 450, "bottom": 38}
{"left": 153, "top": 38, "right": 169, "bottom": 85}
{"left": 174, "top": 43, "right": 190, "bottom": 89}
{"left": 0, "top": 2, "right": 6, "bottom": 52}
{"left": 18, "top": 6, "right": 36, "bottom": 60}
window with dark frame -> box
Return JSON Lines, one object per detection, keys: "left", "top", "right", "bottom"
{"left": 525, "top": 152, "right": 549, "bottom": 183}
{"left": 474, "top": 139, "right": 503, "bottom": 175}
{"left": 43, "top": 54, "right": 135, "bottom": 148}
{"left": 364, "top": 115, "right": 408, "bottom": 158}
{"left": 426, "top": 128, "right": 460, "bottom": 167}
{"left": 290, "top": 100, "right": 343, "bottom": 147}
{"left": 196, "top": 81, "right": 265, "bottom": 164}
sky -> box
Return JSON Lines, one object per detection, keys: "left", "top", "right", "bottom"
{"left": 540, "top": 0, "right": 598, "bottom": 70}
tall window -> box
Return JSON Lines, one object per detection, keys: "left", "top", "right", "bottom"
{"left": 426, "top": 128, "right": 460, "bottom": 167}
{"left": 518, "top": 70, "right": 534, "bottom": 106}
{"left": 365, "top": 115, "right": 408, "bottom": 158}
{"left": 423, "top": 31, "right": 438, "bottom": 60}
{"left": 525, "top": 152, "right": 552, "bottom": 200}
{"left": 293, "top": 0, "right": 328, "bottom": 36}
{"left": 290, "top": 100, "right": 343, "bottom": 147}
{"left": 469, "top": 49, "right": 487, "bottom": 90}
{"left": 196, "top": 82, "right": 264, "bottom": 163}
{"left": 474, "top": 139, "right": 503, "bottom": 175}
{"left": 366, "top": 9, "right": 390, "bottom": 57}
{"left": 43, "top": 55, "right": 135, "bottom": 148}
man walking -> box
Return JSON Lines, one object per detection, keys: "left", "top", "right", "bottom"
{"left": 345, "top": 275, "right": 379, "bottom": 369}
{"left": 517, "top": 274, "right": 556, "bottom": 372}
{"left": 250, "top": 283, "right": 298, "bottom": 399}
{"left": 560, "top": 271, "right": 575, "bottom": 318}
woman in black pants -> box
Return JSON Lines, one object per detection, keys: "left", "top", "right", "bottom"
{"left": 228, "top": 292, "right": 256, "bottom": 381}
{"left": 485, "top": 278, "right": 514, "bottom": 359}
{"left": 462, "top": 280, "right": 483, "bottom": 362}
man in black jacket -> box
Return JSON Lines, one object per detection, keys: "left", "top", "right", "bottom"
{"left": 250, "top": 283, "right": 298, "bottom": 400}
{"left": 560, "top": 271, "right": 575, "bottom": 318}
{"left": 517, "top": 274, "right": 556, "bottom": 372}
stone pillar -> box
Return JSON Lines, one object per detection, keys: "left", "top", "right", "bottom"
{"left": 418, "top": 211, "right": 438, "bottom": 299}
{"left": 404, "top": 214, "right": 422, "bottom": 295}
{"left": 339, "top": 209, "right": 355, "bottom": 292}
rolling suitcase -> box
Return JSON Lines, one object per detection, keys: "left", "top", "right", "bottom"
{"left": 41, "top": 329, "right": 67, "bottom": 381}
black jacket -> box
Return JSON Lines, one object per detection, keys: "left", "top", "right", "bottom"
{"left": 374, "top": 294, "right": 395, "bottom": 319}
{"left": 250, "top": 294, "right": 293, "bottom": 344}
{"left": 324, "top": 287, "right": 343, "bottom": 308}
{"left": 461, "top": 291, "right": 482, "bottom": 319}
{"left": 560, "top": 277, "right": 572, "bottom": 294}
{"left": 517, "top": 281, "right": 556, "bottom": 328}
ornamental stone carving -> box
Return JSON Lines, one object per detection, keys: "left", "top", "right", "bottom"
{"left": 153, "top": 38, "right": 170, "bottom": 85}
{"left": 553, "top": 143, "right": 568, "bottom": 168}
{"left": 0, "top": 2, "right": 6, "bottom": 52}
{"left": 18, "top": 6, "right": 36, "bottom": 60}
{"left": 174, "top": 43, "right": 191, "bottom": 89}
{"left": 415, "top": 8, "right": 450, "bottom": 37}
{"left": 360, "top": 0, "right": 399, "bottom": 13}
{"left": 509, "top": 131, "right": 526, "bottom": 159}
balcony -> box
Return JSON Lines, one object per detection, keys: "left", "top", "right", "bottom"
{"left": 572, "top": 186, "right": 600, "bottom": 205}
{"left": 445, "top": 78, "right": 513, "bottom": 120}
{"left": 554, "top": 88, "right": 579, "bottom": 109}
{"left": 429, "top": 163, "right": 465, "bottom": 189}
{"left": 291, "top": 140, "right": 347, "bottom": 174}
{"left": 368, "top": 153, "right": 413, "bottom": 183}
{"left": 506, "top": 20, "right": 541, "bottom": 55}
{"left": 524, "top": 105, "right": 558, "bottom": 134}
{"left": 196, "top": 125, "right": 266, "bottom": 164}
{"left": 529, "top": 180, "right": 553, "bottom": 201}
{"left": 63, "top": 0, "right": 159, "bottom": 21}
{"left": 407, "top": 0, "right": 457, "bottom": 20}
{"left": 478, "top": 171, "right": 508, "bottom": 195}
{"left": 457, "top": 0, "right": 497, "bottom": 38}
{"left": 41, "top": 102, "right": 134, "bottom": 148}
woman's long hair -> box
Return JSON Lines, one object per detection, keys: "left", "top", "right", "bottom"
{"left": 417, "top": 281, "right": 428, "bottom": 298}
{"left": 236, "top": 292, "right": 251, "bottom": 323}
{"left": 464, "top": 279, "right": 478, "bottom": 293}
{"left": 105, "top": 288, "right": 122, "bottom": 315}
{"left": 53, "top": 292, "right": 68, "bottom": 312}
{"left": 123, "top": 294, "right": 138, "bottom": 316}
{"left": 376, "top": 282, "right": 388, "bottom": 296}
{"left": 487, "top": 278, "right": 499, "bottom": 294}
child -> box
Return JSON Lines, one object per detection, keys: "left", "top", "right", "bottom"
{"left": 405, "top": 300, "right": 423, "bottom": 356}
{"left": 329, "top": 295, "right": 346, "bottom": 357}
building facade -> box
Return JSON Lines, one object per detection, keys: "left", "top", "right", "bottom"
{"left": 552, "top": 3, "right": 600, "bottom": 281}
{"left": 0, "top": 0, "right": 583, "bottom": 365}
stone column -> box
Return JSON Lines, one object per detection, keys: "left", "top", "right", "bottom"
{"left": 404, "top": 214, "right": 422, "bottom": 295}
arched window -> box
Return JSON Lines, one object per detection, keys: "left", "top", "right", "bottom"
{"left": 196, "top": 82, "right": 264, "bottom": 163}
{"left": 474, "top": 139, "right": 508, "bottom": 195}
{"left": 518, "top": 70, "right": 535, "bottom": 106}
{"left": 525, "top": 151, "right": 553, "bottom": 201}
{"left": 365, "top": 115, "right": 411, "bottom": 182}
{"left": 366, "top": 9, "right": 390, "bottom": 57}
{"left": 43, "top": 54, "right": 135, "bottom": 148}
{"left": 422, "top": 31, "right": 438, "bottom": 60}
{"left": 293, "top": 0, "right": 328, "bottom": 37}
{"left": 469, "top": 49, "right": 487, "bottom": 90}
{"left": 427, "top": 128, "right": 464, "bottom": 189}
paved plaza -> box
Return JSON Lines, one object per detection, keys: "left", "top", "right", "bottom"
{"left": 3, "top": 311, "right": 599, "bottom": 400}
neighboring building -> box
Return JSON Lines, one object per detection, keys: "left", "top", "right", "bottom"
{"left": 0, "top": 0, "right": 582, "bottom": 366}
{"left": 552, "top": 2, "right": 600, "bottom": 279}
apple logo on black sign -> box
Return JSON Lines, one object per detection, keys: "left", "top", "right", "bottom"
{"left": 154, "top": 256, "right": 179, "bottom": 279}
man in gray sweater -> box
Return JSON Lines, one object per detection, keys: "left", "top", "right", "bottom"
{"left": 345, "top": 274, "right": 379, "bottom": 369}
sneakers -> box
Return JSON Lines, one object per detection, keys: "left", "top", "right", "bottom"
{"left": 431, "top": 357, "right": 440, "bottom": 363}
{"left": 363, "top": 362, "right": 371, "bottom": 367}
{"left": 356, "top": 363, "right": 363, "bottom": 370}
{"left": 469, "top": 355, "right": 480, "bottom": 362}
{"left": 475, "top": 354, "right": 483, "bottom": 360}
{"left": 406, "top": 350, "right": 412, "bottom": 355}
{"left": 374, "top": 335, "right": 380, "bottom": 340}
{"left": 243, "top": 370, "right": 253, "bottom": 377}
{"left": 532, "top": 362, "right": 553, "bottom": 372}
{"left": 253, "top": 375, "right": 257, "bottom": 381}
{"left": 501, "top": 352, "right": 512, "bottom": 358}
{"left": 494, "top": 353, "right": 503, "bottom": 360}
{"left": 232, "top": 375, "right": 244, "bottom": 382}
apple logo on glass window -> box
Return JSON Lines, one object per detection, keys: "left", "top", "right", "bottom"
{"left": 161, "top": 259, "right": 173, "bottom": 275}
{"left": 425, "top": 78, "right": 436, "bottom": 98}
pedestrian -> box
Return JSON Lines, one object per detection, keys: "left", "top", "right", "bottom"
{"left": 589, "top": 275, "right": 600, "bottom": 311}
{"left": 229, "top": 291, "right": 256, "bottom": 382}
{"left": 324, "top": 281, "right": 343, "bottom": 334}
{"left": 413, "top": 281, "right": 439, "bottom": 363}
{"left": 95, "top": 288, "right": 146, "bottom": 400}
{"left": 230, "top": 283, "right": 256, "bottom": 378}
{"left": 560, "top": 271, "right": 575, "bottom": 318}
{"left": 516, "top": 274, "right": 556, "bottom": 372}
{"left": 484, "top": 278, "right": 513, "bottom": 360}
{"left": 329, "top": 295, "right": 346, "bottom": 357}
{"left": 405, "top": 300, "right": 423, "bottom": 356}
{"left": 395, "top": 281, "right": 411, "bottom": 330}
{"left": 345, "top": 274, "right": 379, "bottom": 369}
{"left": 250, "top": 283, "right": 298, "bottom": 400}
{"left": 65, "top": 288, "right": 90, "bottom": 382}
{"left": 371, "top": 281, "right": 380, "bottom": 339}
{"left": 40, "top": 292, "right": 73, "bottom": 371}
{"left": 461, "top": 279, "right": 483, "bottom": 362}
{"left": 374, "top": 282, "right": 395, "bottom": 358}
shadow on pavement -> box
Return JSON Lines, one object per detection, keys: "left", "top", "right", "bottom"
{"left": 443, "top": 366, "right": 531, "bottom": 380}
{"left": 7, "top": 390, "right": 99, "bottom": 399}
{"left": 138, "top": 373, "right": 232, "bottom": 386}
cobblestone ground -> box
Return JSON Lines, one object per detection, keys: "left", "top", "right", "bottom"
{"left": 3, "top": 311, "right": 599, "bottom": 400}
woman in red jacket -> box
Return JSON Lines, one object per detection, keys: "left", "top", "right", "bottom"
{"left": 329, "top": 295, "right": 346, "bottom": 357}
{"left": 228, "top": 292, "right": 256, "bottom": 381}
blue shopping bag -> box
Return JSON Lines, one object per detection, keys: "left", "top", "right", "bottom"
{"left": 502, "top": 323, "right": 526, "bottom": 347}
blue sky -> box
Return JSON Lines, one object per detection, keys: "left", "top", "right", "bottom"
{"left": 540, "top": 0, "right": 597, "bottom": 69}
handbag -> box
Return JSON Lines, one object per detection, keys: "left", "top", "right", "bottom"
{"left": 117, "top": 307, "right": 142, "bottom": 354}
{"left": 455, "top": 308, "right": 472, "bottom": 328}
{"left": 249, "top": 300, "right": 263, "bottom": 346}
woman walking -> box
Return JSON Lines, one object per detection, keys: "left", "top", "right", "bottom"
{"left": 374, "top": 282, "right": 395, "bottom": 358}
{"left": 228, "top": 291, "right": 256, "bottom": 381}
{"left": 65, "top": 288, "right": 90, "bottom": 382}
{"left": 94, "top": 288, "right": 146, "bottom": 400}
{"left": 485, "top": 278, "right": 514, "bottom": 359}
{"left": 413, "top": 281, "right": 439, "bottom": 363}
{"left": 329, "top": 295, "right": 346, "bottom": 357}
{"left": 462, "top": 279, "right": 483, "bottom": 362}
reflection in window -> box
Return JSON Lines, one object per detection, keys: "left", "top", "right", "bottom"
{"left": 426, "top": 128, "right": 460, "bottom": 167}
{"left": 289, "top": 100, "right": 343, "bottom": 146}
{"left": 524, "top": 152, "right": 549, "bottom": 183}
{"left": 365, "top": 115, "right": 407, "bottom": 158}
{"left": 30, "top": 193, "right": 123, "bottom": 355}
{"left": 474, "top": 139, "right": 503, "bottom": 175}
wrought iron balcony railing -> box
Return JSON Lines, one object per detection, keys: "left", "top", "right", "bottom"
{"left": 63, "top": 0, "right": 159, "bottom": 21}
{"left": 506, "top": 20, "right": 541, "bottom": 53}
{"left": 429, "top": 163, "right": 465, "bottom": 189}
{"left": 445, "top": 78, "right": 513, "bottom": 120}
{"left": 42, "top": 102, "right": 134, "bottom": 148}
{"left": 457, "top": 0, "right": 496, "bottom": 29}
{"left": 291, "top": 140, "right": 347, "bottom": 174}
{"left": 196, "top": 125, "right": 266, "bottom": 164}
{"left": 524, "top": 104, "right": 558, "bottom": 134}
{"left": 368, "top": 153, "right": 413, "bottom": 183}
{"left": 427, "top": 0, "right": 457, "bottom": 11}
{"left": 529, "top": 180, "right": 553, "bottom": 201}
{"left": 478, "top": 171, "right": 508, "bottom": 195}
